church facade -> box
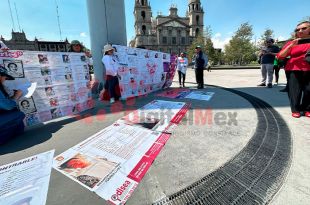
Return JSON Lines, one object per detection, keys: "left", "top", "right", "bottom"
{"left": 132, "top": 0, "right": 204, "bottom": 54}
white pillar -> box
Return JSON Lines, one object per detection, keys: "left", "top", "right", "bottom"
{"left": 86, "top": 0, "right": 127, "bottom": 84}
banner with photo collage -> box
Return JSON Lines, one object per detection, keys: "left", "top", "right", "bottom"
{"left": 112, "top": 45, "right": 176, "bottom": 99}
{"left": 0, "top": 50, "right": 93, "bottom": 127}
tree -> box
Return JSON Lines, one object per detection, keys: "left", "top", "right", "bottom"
{"left": 258, "top": 28, "right": 274, "bottom": 47}
{"left": 223, "top": 22, "right": 257, "bottom": 65}
{"left": 186, "top": 34, "right": 205, "bottom": 64}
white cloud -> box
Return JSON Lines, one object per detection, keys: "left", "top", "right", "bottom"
{"left": 212, "top": 32, "right": 232, "bottom": 50}
{"left": 276, "top": 36, "right": 286, "bottom": 41}
{"left": 214, "top": 33, "right": 221, "bottom": 38}
{"left": 80, "top": 32, "right": 87, "bottom": 37}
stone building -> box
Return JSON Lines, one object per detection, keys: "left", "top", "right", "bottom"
{"left": 1, "top": 31, "right": 70, "bottom": 52}
{"left": 132, "top": 0, "right": 204, "bottom": 54}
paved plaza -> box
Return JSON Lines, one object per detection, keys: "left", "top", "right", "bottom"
{"left": 0, "top": 68, "right": 309, "bottom": 205}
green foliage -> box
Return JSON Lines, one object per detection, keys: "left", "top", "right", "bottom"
{"left": 223, "top": 22, "right": 257, "bottom": 65}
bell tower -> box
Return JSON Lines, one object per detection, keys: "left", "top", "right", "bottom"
{"left": 134, "top": 0, "right": 153, "bottom": 47}
{"left": 188, "top": 0, "right": 204, "bottom": 37}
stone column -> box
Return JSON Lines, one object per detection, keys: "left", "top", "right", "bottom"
{"left": 86, "top": 0, "right": 127, "bottom": 85}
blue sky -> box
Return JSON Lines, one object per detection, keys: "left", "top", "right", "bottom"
{"left": 1, "top": 0, "right": 309, "bottom": 50}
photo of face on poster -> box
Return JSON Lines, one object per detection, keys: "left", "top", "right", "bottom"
{"left": 65, "top": 73, "right": 73, "bottom": 81}
{"left": 62, "top": 54, "right": 70, "bottom": 63}
{"left": 38, "top": 54, "right": 49, "bottom": 64}
{"left": 41, "top": 67, "right": 51, "bottom": 76}
{"left": 45, "top": 87, "right": 55, "bottom": 96}
{"left": 57, "top": 153, "right": 119, "bottom": 189}
{"left": 80, "top": 55, "right": 86, "bottom": 62}
{"left": 51, "top": 108, "right": 62, "bottom": 119}
{"left": 49, "top": 97, "right": 59, "bottom": 107}
{"left": 3, "top": 59, "right": 25, "bottom": 78}
{"left": 19, "top": 97, "right": 37, "bottom": 114}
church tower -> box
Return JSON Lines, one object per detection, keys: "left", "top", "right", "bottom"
{"left": 134, "top": 0, "right": 153, "bottom": 47}
{"left": 188, "top": 0, "right": 204, "bottom": 37}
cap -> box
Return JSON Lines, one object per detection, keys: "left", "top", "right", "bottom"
{"left": 103, "top": 44, "right": 114, "bottom": 54}
{"left": 195, "top": 45, "right": 201, "bottom": 49}
{"left": 71, "top": 40, "right": 81, "bottom": 45}
{"left": 265, "top": 38, "right": 274, "bottom": 43}
{"left": 0, "top": 66, "right": 15, "bottom": 80}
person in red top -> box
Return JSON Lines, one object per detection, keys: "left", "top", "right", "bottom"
{"left": 277, "top": 21, "right": 310, "bottom": 118}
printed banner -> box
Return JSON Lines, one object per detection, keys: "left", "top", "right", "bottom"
{"left": 53, "top": 100, "right": 190, "bottom": 204}
{"left": 156, "top": 88, "right": 191, "bottom": 99}
{"left": 0, "top": 150, "right": 54, "bottom": 205}
{"left": 112, "top": 45, "right": 176, "bottom": 99}
{"left": 0, "top": 50, "right": 93, "bottom": 126}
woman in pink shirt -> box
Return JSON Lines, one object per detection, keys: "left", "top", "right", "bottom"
{"left": 277, "top": 21, "right": 310, "bottom": 118}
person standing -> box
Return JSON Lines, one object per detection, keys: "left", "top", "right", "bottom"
{"left": 277, "top": 21, "right": 310, "bottom": 118}
{"left": 0, "top": 66, "right": 25, "bottom": 144}
{"left": 101, "top": 44, "right": 120, "bottom": 104}
{"left": 176, "top": 52, "right": 188, "bottom": 87}
{"left": 258, "top": 38, "right": 280, "bottom": 88}
{"left": 193, "top": 46, "right": 205, "bottom": 89}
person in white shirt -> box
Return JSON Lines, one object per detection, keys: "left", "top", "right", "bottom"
{"left": 101, "top": 44, "right": 120, "bottom": 103}
{"left": 176, "top": 52, "right": 188, "bottom": 87}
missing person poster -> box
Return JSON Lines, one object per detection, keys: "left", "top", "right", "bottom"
{"left": 0, "top": 150, "right": 54, "bottom": 205}
{"left": 112, "top": 45, "right": 176, "bottom": 99}
{"left": 53, "top": 100, "right": 190, "bottom": 204}
{"left": 0, "top": 50, "right": 93, "bottom": 127}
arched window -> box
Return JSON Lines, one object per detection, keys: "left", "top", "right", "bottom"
{"left": 141, "top": 11, "right": 146, "bottom": 20}
{"left": 142, "top": 25, "right": 146, "bottom": 35}
{"left": 196, "top": 15, "right": 200, "bottom": 24}
{"left": 141, "top": 0, "right": 145, "bottom": 6}
{"left": 196, "top": 4, "right": 199, "bottom": 10}
{"left": 195, "top": 28, "right": 199, "bottom": 37}
{"left": 192, "top": 4, "right": 195, "bottom": 10}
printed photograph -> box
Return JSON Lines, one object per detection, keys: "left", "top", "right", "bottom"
{"left": 62, "top": 54, "right": 70, "bottom": 63}
{"left": 58, "top": 153, "right": 119, "bottom": 189}
{"left": 19, "top": 97, "right": 37, "bottom": 114}
{"left": 3, "top": 59, "right": 25, "bottom": 78}
{"left": 24, "top": 113, "right": 40, "bottom": 126}
{"left": 51, "top": 108, "right": 62, "bottom": 119}
{"left": 38, "top": 54, "right": 49, "bottom": 64}
{"left": 49, "top": 97, "right": 59, "bottom": 107}
{"left": 45, "top": 87, "right": 55, "bottom": 96}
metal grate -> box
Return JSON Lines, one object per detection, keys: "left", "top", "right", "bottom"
{"left": 153, "top": 88, "right": 292, "bottom": 205}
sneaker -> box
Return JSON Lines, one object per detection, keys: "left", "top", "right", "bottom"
{"left": 292, "top": 112, "right": 301, "bottom": 118}
{"left": 257, "top": 83, "right": 266, "bottom": 86}
{"left": 305, "top": 112, "right": 310, "bottom": 118}
{"left": 110, "top": 98, "right": 115, "bottom": 104}
{"left": 267, "top": 83, "right": 272, "bottom": 88}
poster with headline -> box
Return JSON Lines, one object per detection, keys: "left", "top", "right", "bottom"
{"left": 0, "top": 150, "right": 54, "bottom": 205}
{"left": 53, "top": 100, "right": 190, "bottom": 204}
{"left": 0, "top": 50, "right": 93, "bottom": 127}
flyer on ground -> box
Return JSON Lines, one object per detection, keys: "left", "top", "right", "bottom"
{"left": 0, "top": 150, "right": 55, "bottom": 205}
{"left": 184, "top": 91, "right": 215, "bottom": 101}
{"left": 53, "top": 100, "right": 190, "bottom": 204}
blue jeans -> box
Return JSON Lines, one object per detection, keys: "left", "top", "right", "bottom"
{"left": 0, "top": 109, "right": 25, "bottom": 144}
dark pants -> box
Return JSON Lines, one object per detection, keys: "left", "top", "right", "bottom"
{"left": 0, "top": 109, "right": 25, "bottom": 144}
{"left": 105, "top": 75, "right": 120, "bottom": 100}
{"left": 287, "top": 71, "right": 310, "bottom": 112}
{"left": 274, "top": 65, "right": 280, "bottom": 83}
{"left": 178, "top": 71, "right": 186, "bottom": 86}
{"left": 195, "top": 69, "right": 204, "bottom": 88}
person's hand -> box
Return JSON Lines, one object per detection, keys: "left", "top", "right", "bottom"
{"left": 12, "top": 90, "right": 23, "bottom": 100}
{"left": 290, "top": 39, "right": 299, "bottom": 46}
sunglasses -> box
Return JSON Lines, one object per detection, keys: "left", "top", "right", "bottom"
{"left": 295, "top": 27, "right": 309, "bottom": 32}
